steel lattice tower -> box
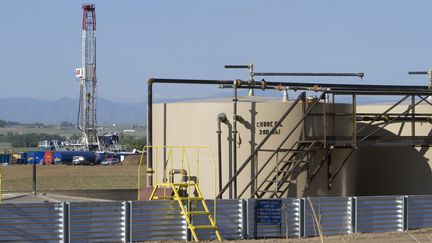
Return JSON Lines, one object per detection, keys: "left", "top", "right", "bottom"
{"left": 77, "top": 3, "right": 98, "bottom": 149}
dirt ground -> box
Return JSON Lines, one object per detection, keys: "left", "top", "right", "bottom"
{"left": 217, "top": 228, "right": 432, "bottom": 243}
{"left": 0, "top": 164, "right": 145, "bottom": 191}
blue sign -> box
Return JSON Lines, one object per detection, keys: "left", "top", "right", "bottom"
{"left": 256, "top": 200, "right": 282, "bottom": 224}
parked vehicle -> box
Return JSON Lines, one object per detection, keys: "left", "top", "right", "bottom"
{"left": 72, "top": 155, "right": 97, "bottom": 165}
{"left": 100, "top": 157, "right": 120, "bottom": 165}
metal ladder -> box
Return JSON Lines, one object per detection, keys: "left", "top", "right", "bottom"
{"left": 254, "top": 141, "right": 320, "bottom": 198}
{"left": 149, "top": 176, "right": 222, "bottom": 241}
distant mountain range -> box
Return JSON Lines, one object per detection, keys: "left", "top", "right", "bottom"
{"left": 0, "top": 94, "right": 401, "bottom": 124}
{"left": 0, "top": 97, "right": 147, "bottom": 123}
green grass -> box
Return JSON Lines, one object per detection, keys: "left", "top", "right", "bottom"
{"left": 1, "top": 165, "right": 145, "bottom": 192}
{"left": 0, "top": 126, "right": 78, "bottom": 137}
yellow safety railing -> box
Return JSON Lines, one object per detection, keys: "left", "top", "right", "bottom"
{"left": 137, "top": 145, "right": 218, "bottom": 220}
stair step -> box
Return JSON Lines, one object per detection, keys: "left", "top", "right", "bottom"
{"left": 283, "top": 160, "right": 307, "bottom": 164}
{"left": 153, "top": 196, "right": 175, "bottom": 200}
{"left": 265, "top": 179, "right": 292, "bottom": 183}
{"left": 259, "top": 148, "right": 309, "bottom": 153}
{"left": 187, "top": 211, "right": 210, "bottom": 215}
{"left": 189, "top": 225, "right": 217, "bottom": 230}
{"left": 257, "top": 190, "right": 284, "bottom": 194}
{"left": 172, "top": 183, "right": 195, "bottom": 187}
{"left": 180, "top": 197, "right": 203, "bottom": 200}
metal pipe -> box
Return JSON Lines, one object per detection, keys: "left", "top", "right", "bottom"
{"left": 238, "top": 92, "right": 326, "bottom": 198}
{"left": 219, "top": 84, "right": 431, "bottom": 94}
{"left": 152, "top": 78, "right": 429, "bottom": 92}
{"left": 169, "top": 169, "right": 187, "bottom": 183}
{"left": 216, "top": 113, "right": 227, "bottom": 198}
{"left": 217, "top": 92, "right": 306, "bottom": 199}
{"left": 248, "top": 64, "right": 254, "bottom": 96}
{"left": 232, "top": 80, "right": 239, "bottom": 198}
{"left": 147, "top": 79, "right": 154, "bottom": 187}
{"left": 32, "top": 162, "right": 36, "bottom": 195}
{"left": 253, "top": 72, "right": 364, "bottom": 78}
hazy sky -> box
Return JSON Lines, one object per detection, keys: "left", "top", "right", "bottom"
{"left": 1, "top": 1, "right": 432, "bottom": 102}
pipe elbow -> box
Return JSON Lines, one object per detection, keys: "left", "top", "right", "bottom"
{"left": 217, "top": 113, "right": 227, "bottom": 123}
{"left": 148, "top": 78, "right": 155, "bottom": 86}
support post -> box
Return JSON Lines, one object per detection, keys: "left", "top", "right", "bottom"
{"left": 63, "top": 202, "right": 70, "bottom": 243}
{"left": 352, "top": 94, "right": 357, "bottom": 149}
{"left": 232, "top": 80, "right": 239, "bottom": 198}
{"left": 411, "top": 95, "right": 415, "bottom": 138}
{"left": 147, "top": 79, "right": 154, "bottom": 187}
{"left": 32, "top": 161, "right": 37, "bottom": 195}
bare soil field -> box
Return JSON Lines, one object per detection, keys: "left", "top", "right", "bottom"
{"left": 0, "top": 164, "right": 145, "bottom": 192}
{"left": 220, "top": 228, "right": 432, "bottom": 242}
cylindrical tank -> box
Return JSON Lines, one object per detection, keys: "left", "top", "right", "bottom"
{"left": 0, "top": 154, "right": 10, "bottom": 163}
{"left": 95, "top": 152, "right": 106, "bottom": 163}
{"left": 35, "top": 151, "right": 44, "bottom": 165}
{"left": 44, "top": 151, "right": 53, "bottom": 165}
{"left": 27, "top": 151, "right": 35, "bottom": 164}
{"left": 59, "top": 151, "right": 96, "bottom": 164}
{"left": 53, "top": 151, "right": 62, "bottom": 165}
{"left": 152, "top": 96, "right": 356, "bottom": 199}
{"left": 15, "top": 152, "right": 27, "bottom": 164}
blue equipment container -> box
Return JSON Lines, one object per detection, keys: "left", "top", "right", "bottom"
{"left": 53, "top": 152, "right": 63, "bottom": 165}
{"left": 27, "top": 151, "right": 35, "bottom": 164}
{"left": 0, "top": 154, "right": 10, "bottom": 163}
{"left": 35, "top": 151, "right": 44, "bottom": 164}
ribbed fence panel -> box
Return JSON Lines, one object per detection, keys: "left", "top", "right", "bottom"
{"left": 191, "top": 199, "right": 243, "bottom": 240}
{"left": 247, "top": 198, "right": 301, "bottom": 238}
{"left": 69, "top": 201, "right": 126, "bottom": 243}
{"left": 304, "top": 197, "right": 352, "bottom": 236}
{"left": 356, "top": 196, "right": 404, "bottom": 233}
{"left": 131, "top": 200, "right": 187, "bottom": 241}
{"left": 0, "top": 203, "right": 63, "bottom": 242}
{"left": 407, "top": 195, "right": 432, "bottom": 229}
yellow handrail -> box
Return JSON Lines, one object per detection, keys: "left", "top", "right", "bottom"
{"left": 137, "top": 146, "right": 217, "bottom": 203}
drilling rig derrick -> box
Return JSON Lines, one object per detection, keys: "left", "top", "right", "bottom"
{"left": 75, "top": 3, "right": 99, "bottom": 151}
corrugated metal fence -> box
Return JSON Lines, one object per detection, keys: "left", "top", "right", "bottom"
{"left": 2, "top": 195, "right": 432, "bottom": 242}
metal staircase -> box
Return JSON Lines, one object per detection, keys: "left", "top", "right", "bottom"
{"left": 149, "top": 174, "right": 222, "bottom": 241}
{"left": 254, "top": 141, "right": 321, "bottom": 198}
{"left": 217, "top": 91, "right": 330, "bottom": 199}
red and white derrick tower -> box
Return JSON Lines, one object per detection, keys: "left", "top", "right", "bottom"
{"left": 76, "top": 3, "right": 99, "bottom": 150}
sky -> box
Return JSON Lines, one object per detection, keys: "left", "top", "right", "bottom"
{"left": 1, "top": 1, "right": 432, "bottom": 103}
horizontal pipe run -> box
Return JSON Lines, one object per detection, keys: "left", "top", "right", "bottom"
{"left": 409, "top": 71, "right": 429, "bottom": 75}
{"left": 149, "top": 78, "right": 234, "bottom": 86}
{"left": 225, "top": 65, "right": 250, "bottom": 69}
{"left": 253, "top": 72, "right": 364, "bottom": 78}
{"left": 149, "top": 78, "right": 430, "bottom": 93}
{"left": 329, "top": 90, "right": 432, "bottom": 95}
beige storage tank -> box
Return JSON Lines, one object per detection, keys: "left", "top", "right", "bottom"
{"left": 152, "top": 95, "right": 357, "bottom": 199}
{"left": 356, "top": 102, "right": 432, "bottom": 196}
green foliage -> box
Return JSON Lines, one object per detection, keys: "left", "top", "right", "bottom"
{"left": 119, "top": 135, "right": 146, "bottom": 150}
{"left": 60, "top": 121, "right": 75, "bottom": 128}
{"left": 0, "top": 133, "right": 67, "bottom": 148}
{"left": 69, "top": 134, "right": 80, "bottom": 140}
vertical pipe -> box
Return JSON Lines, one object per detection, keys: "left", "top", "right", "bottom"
{"left": 32, "top": 161, "right": 37, "bottom": 194}
{"left": 332, "top": 94, "right": 336, "bottom": 139}
{"left": 352, "top": 94, "right": 357, "bottom": 149}
{"left": 248, "top": 64, "right": 254, "bottom": 96}
{"left": 411, "top": 95, "right": 415, "bottom": 137}
{"left": 327, "top": 150, "right": 332, "bottom": 190}
{"left": 163, "top": 103, "right": 167, "bottom": 183}
{"left": 323, "top": 94, "right": 327, "bottom": 148}
{"left": 217, "top": 119, "right": 223, "bottom": 198}
{"left": 147, "top": 79, "right": 154, "bottom": 187}
{"left": 302, "top": 95, "right": 307, "bottom": 141}
{"left": 233, "top": 80, "right": 239, "bottom": 198}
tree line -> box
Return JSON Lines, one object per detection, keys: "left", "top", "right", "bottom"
{"left": 0, "top": 133, "right": 67, "bottom": 148}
